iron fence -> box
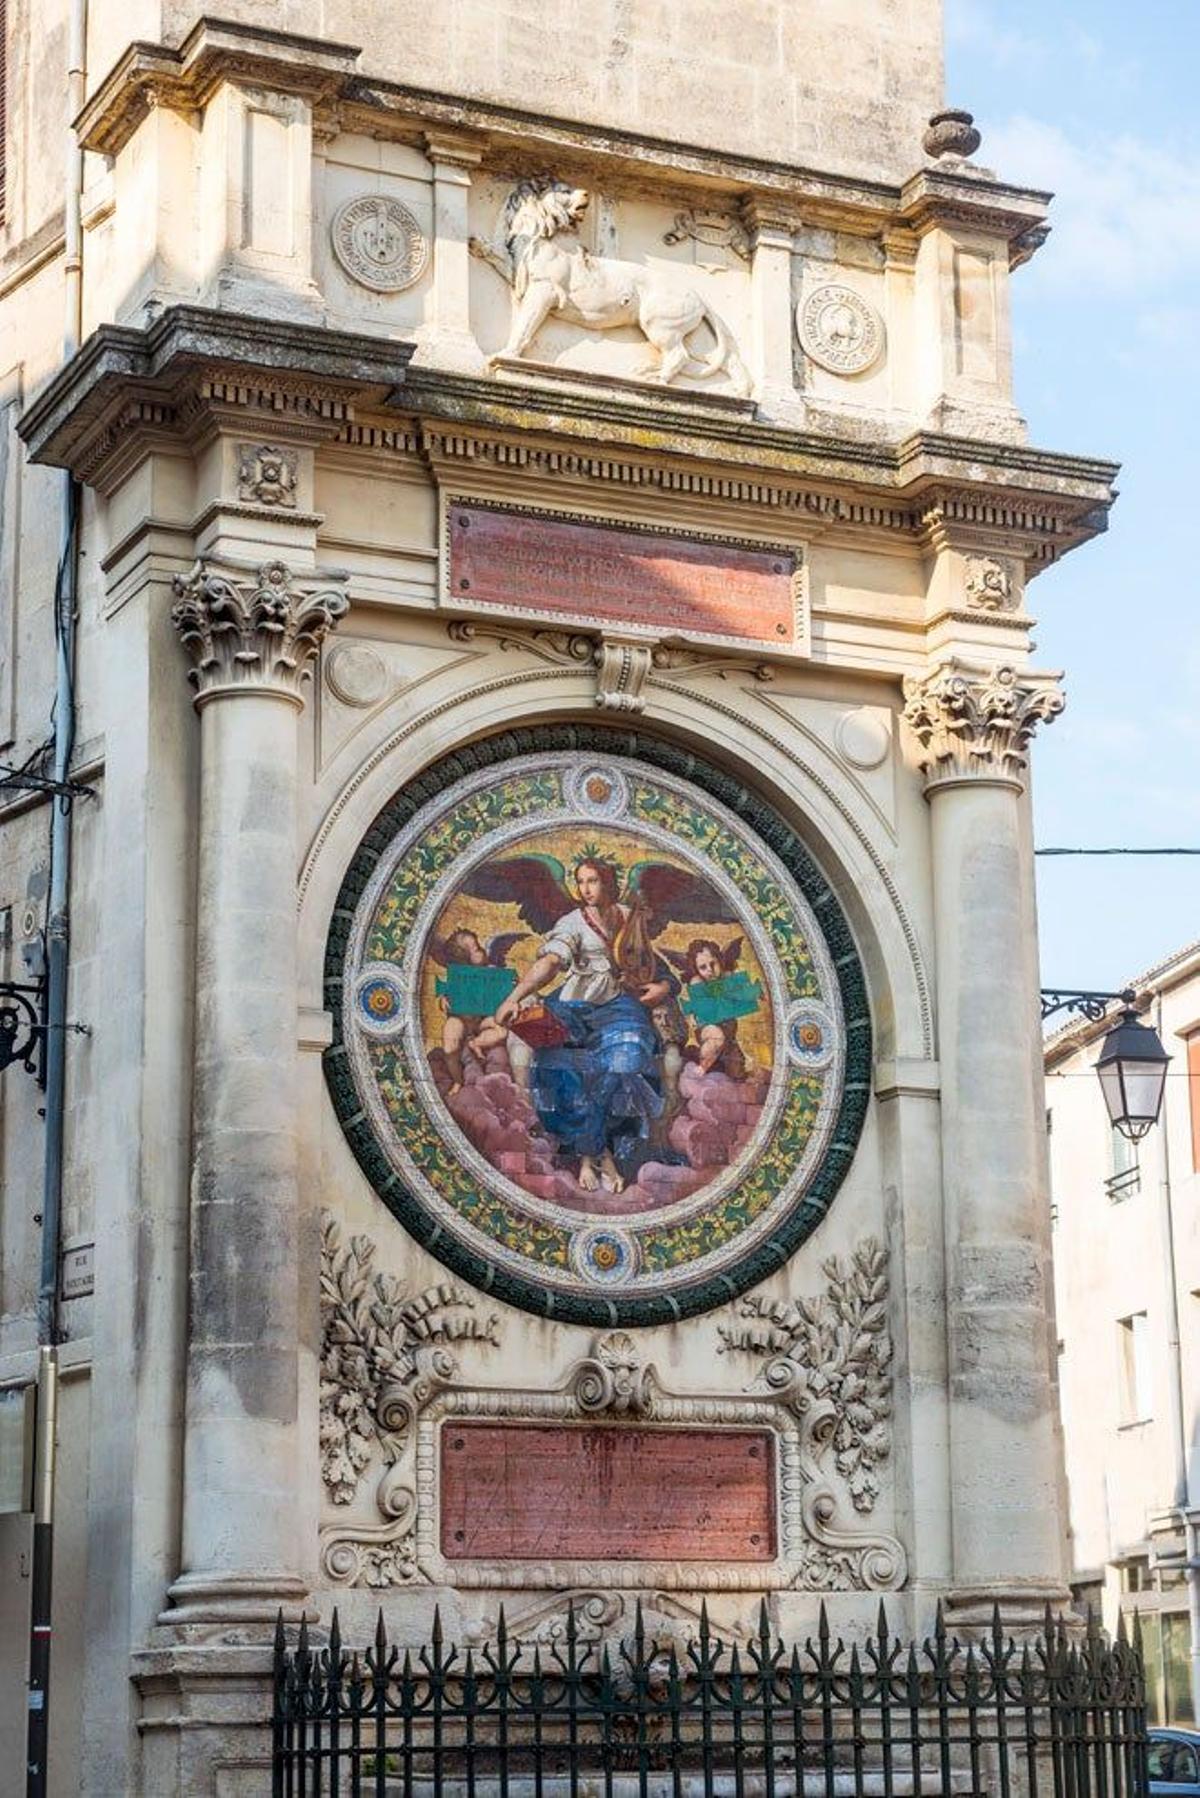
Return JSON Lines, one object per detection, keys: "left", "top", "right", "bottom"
{"left": 272, "top": 1600, "right": 1148, "bottom": 1798}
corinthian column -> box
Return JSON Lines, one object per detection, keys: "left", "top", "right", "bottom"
{"left": 164, "top": 558, "right": 347, "bottom": 1626}
{"left": 903, "top": 660, "right": 1067, "bottom": 1626}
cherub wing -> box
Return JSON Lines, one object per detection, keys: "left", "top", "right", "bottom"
{"left": 457, "top": 855, "right": 573, "bottom": 933}
{"left": 721, "top": 937, "right": 744, "bottom": 972}
{"left": 485, "top": 930, "right": 530, "bottom": 966}
{"left": 625, "top": 861, "right": 740, "bottom": 934}
{"left": 427, "top": 935, "right": 454, "bottom": 968}
{"left": 661, "top": 946, "right": 693, "bottom": 974}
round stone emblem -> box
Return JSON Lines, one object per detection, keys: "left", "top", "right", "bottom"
{"left": 325, "top": 732, "right": 871, "bottom": 1327}
{"left": 331, "top": 195, "right": 429, "bottom": 293}
{"left": 797, "top": 284, "right": 885, "bottom": 376}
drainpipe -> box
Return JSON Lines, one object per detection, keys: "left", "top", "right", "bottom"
{"left": 1155, "top": 992, "right": 1200, "bottom": 1721}
{"left": 26, "top": 9, "right": 86, "bottom": 1793}
{"left": 36, "top": 0, "right": 86, "bottom": 1349}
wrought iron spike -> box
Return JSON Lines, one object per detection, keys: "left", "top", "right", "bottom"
{"left": 375, "top": 1608, "right": 387, "bottom": 1652}
{"left": 274, "top": 1610, "right": 286, "bottom": 1656}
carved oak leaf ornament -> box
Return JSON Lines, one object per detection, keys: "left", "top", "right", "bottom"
{"left": 726, "top": 1237, "right": 893, "bottom": 1515}
{"left": 319, "top": 1213, "right": 495, "bottom": 1507}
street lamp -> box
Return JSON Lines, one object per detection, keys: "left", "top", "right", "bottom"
{"left": 1095, "top": 1004, "right": 1171, "bottom": 1142}
{"left": 1041, "top": 986, "right": 1172, "bottom": 1141}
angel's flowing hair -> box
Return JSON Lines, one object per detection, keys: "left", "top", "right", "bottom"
{"left": 573, "top": 854, "right": 657, "bottom": 990}
{"left": 572, "top": 855, "right": 621, "bottom": 905}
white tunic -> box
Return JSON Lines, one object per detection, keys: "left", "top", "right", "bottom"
{"left": 540, "top": 905, "right": 626, "bottom": 1006}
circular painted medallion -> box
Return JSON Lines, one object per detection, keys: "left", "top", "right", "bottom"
{"left": 331, "top": 194, "right": 429, "bottom": 293}
{"left": 324, "top": 733, "right": 870, "bottom": 1326}
{"left": 797, "top": 284, "right": 885, "bottom": 376}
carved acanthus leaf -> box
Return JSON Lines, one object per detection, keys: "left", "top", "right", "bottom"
{"left": 720, "top": 1238, "right": 893, "bottom": 1516}
{"left": 902, "top": 661, "right": 1063, "bottom": 788}
{"left": 171, "top": 558, "right": 348, "bottom": 704}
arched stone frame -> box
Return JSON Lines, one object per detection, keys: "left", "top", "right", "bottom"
{"left": 297, "top": 661, "right": 948, "bottom": 1597}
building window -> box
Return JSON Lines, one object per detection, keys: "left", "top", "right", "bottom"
{"left": 1188, "top": 1034, "right": 1200, "bottom": 1174}
{"left": 1117, "top": 1311, "right": 1153, "bottom": 1423}
{"left": 1046, "top": 1108, "right": 1057, "bottom": 1226}
{"left": 1106, "top": 1120, "right": 1140, "bottom": 1201}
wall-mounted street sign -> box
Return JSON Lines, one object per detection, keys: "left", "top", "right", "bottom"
{"left": 0, "top": 1383, "right": 34, "bottom": 1514}
{"left": 60, "top": 1239, "right": 94, "bottom": 1300}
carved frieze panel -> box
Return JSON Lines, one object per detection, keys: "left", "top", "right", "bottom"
{"left": 470, "top": 178, "right": 751, "bottom": 395}
{"left": 322, "top": 732, "right": 869, "bottom": 1326}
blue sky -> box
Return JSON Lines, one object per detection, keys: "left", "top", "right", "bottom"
{"left": 946, "top": 0, "right": 1200, "bottom": 992}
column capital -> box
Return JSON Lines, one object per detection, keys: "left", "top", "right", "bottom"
{"left": 902, "top": 659, "right": 1063, "bottom": 792}
{"left": 171, "top": 558, "right": 349, "bottom": 708}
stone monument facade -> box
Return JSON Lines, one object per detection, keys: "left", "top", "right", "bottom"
{"left": 0, "top": 3, "right": 1117, "bottom": 1792}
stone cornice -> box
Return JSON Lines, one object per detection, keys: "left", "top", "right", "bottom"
{"left": 17, "top": 306, "right": 417, "bottom": 491}
{"left": 75, "top": 16, "right": 361, "bottom": 157}
{"left": 75, "top": 18, "right": 1050, "bottom": 261}
{"left": 19, "top": 306, "right": 1118, "bottom": 565}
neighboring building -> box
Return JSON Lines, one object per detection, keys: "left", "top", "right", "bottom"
{"left": 0, "top": 2, "right": 1120, "bottom": 1793}
{"left": 1047, "top": 940, "right": 1200, "bottom": 1725}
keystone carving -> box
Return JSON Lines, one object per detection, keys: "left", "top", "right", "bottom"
{"left": 572, "top": 1331, "right": 656, "bottom": 1417}
{"left": 470, "top": 178, "right": 751, "bottom": 394}
{"left": 718, "top": 1238, "right": 893, "bottom": 1516}
{"left": 171, "top": 559, "right": 349, "bottom": 704}
{"left": 902, "top": 661, "right": 1064, "bottom": 789}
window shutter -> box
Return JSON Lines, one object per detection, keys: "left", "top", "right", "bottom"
{"left": 1188, "top": 1033, "right": 1200, "bottom": 1173}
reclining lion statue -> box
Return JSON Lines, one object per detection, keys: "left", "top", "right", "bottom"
{"left": 470, "top": 179, "right": 752, "bottom": 398}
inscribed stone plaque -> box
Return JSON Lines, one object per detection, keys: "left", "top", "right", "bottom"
{"left": 443, "top": 501, "right": 803, "bottom": 652}
{"left": 325, "top": 731, "right": 871, "bottom": 1326}
{"left": 440, "top": 1424, "right": 775, "bottom": 1561}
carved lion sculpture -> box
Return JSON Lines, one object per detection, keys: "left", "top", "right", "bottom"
{"left": 470, "top": 179, "right": 752, "bottom": 398}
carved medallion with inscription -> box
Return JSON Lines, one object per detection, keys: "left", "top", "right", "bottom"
{"left": 797, "top": 284, "right": 885, "bottom": 376}
{"left": 331, "top": 194, "right": 429, "bottom": 292}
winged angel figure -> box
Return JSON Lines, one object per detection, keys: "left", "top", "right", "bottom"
{"left": 460, "top": 849, "right": 738, "bottom": 1193}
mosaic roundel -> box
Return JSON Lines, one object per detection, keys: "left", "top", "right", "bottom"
{"left": 324, "top": 731, "right": 871, "bottom": 1326}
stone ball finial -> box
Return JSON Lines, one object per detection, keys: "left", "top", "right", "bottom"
{"left": 923, "top": 109, "right": 982, "bottom": 160}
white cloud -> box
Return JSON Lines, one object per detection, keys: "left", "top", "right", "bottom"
{"left": 987, "top": 116, "right": 1200, "bottom": 295}
{"left": 945, "top": 0, "right": 1046, "bottom": 69}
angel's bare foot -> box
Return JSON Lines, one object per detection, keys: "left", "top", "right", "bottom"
{"left": 599, "top": 1151, "right": 626, "bottom": 1193}
{"left": 448, "top": 1081, "right": 463, "bottom": 1097}
{"left": 578, "top": 1157, "right": 601, "bottom": 1192}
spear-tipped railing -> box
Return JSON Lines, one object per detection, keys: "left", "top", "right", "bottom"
{"left": 272, "top": 1599, "right": 1149, "bottom": 1798}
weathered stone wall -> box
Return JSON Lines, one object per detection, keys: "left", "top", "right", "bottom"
{"left": 162, "top": 0, "right": 945, "bottom": 184}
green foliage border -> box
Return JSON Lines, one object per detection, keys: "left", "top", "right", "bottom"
{"left": 323, "top": 726, "right": 872, "bottom": 1328}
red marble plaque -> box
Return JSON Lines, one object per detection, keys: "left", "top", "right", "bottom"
{"left": 445, "top": 503, "right": 798, "bottom": 649}
{"left": 440, "top": 1424, "right": 776, "bottom": 1562}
